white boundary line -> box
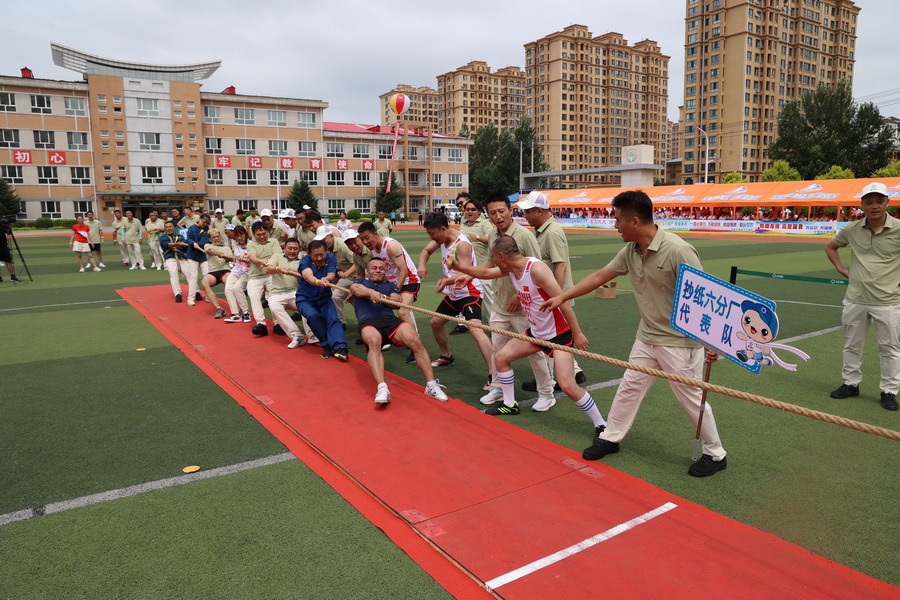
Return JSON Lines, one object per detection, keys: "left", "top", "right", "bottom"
{"left": 771, "top": 299, "right": 842, "bottom": 309}
{"left": 486, "top": 502, "right": 678, "bottom": 590}
{"left": 0, "top": 452, "right": 295, "bottom": 526}
{"left": 0, "top": 298, "right": 125, "bottom": 312}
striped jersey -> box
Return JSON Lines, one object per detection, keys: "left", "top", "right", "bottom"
{"left": 440, "top": 233, "right": 482, "bottom": 300}
{"left": 510, "top": 258, "right": 570, "bottom": 339}
{"left": 372, "top": 237, "right": 420, "bottom": 287}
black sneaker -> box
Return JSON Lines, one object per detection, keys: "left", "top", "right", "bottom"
{"left": 688, "top": 454, "right": 728, "bottom": 478}
{"left": 405, "top": 350, "right": 416, "bottom": 364}
{"left": 290, "top": 312, "right": 303, "bottom": 322}
{"left": 449, "top": 324, "right": 468, "bottom": 335}
{"left": 333, "top": 348, "right": 349, "bottom": 362}
{"left": 214, "top": 307, "right": 226, "bottom": 319}
{"left": 11, "top": 275, "right": 21, "bottom": 282}
{"left": 272, "top": 323, "right": 286, "bottom": 336}
{"left": 575, "top": 371, "right": 587, "bottom": 385}
{"left": 881, "top": 392, "right": 899, "bottom": 411}
{"left": 521, "top": 379, "right": 562, "bottom": 392}
{"left": 484, "top": 402, "right": 520, "bottom": 416}
{"left": 830, "top": 384, "right": 859, "bottom": 399}
{"left": 252, "top": 323, "right": 268, "bottom": 336}
{"left": 195, "top": 292, "right": 203, "bottom": 302}
{"left": 175, "top": 294, "right": 182, "bottom": 303}
{"left": 242, "top": 311, "right": 252, "bottom": 323}
{"left": 321, "top": 347, "right": 333, "bottom": 359}
{"left": 582, "top": 433, "right": 619, "bottom": 461}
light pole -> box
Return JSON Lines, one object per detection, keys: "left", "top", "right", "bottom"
{"left": 698, "top": 126, "right": 709, "bottom": 183}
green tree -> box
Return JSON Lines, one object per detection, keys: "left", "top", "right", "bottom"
{"left": 468, "top": 117, "right": 549, "bottom": 198}
{"left": 872, "top": 161, "right": 900, "bottom": 178}
{"left": 458, "top": 123, "right": 470, "bottom": 139}
{"left": 0, "top": 177, "right": 22, "bottom": 217}
{"left": 760, "top": 160, "right": 802, "bottom": 182}
{"left": 375, "top": 173, "right": 403, "bottom": 214}
{"left": 285, "top": 178, "right": 317, "bottom": 213}
{"left": 815, "top": 165, "right": 855, "bottom": 180}
{"left": 769, "top": 80, "right": 893, "bottom": 178}
{"left": 721, "top": 171, "right": 749, "bottom": 184}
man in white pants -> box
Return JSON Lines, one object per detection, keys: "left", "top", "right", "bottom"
{"left": 159, "top": 221, "right": 189, "bottom": 302}
{"left": 111, "top": 209, "right": 130, "bottom": 266}
{"left": 266, "top": 238, "right": 305, "bottom": 348}
{"left": 144, "top": 210, "right": 165, "bottom": 270}
{"left": 245, "top": 221, "right": 283, "bottom": 336}
{"left": 825, "top": 181, "right": 900, "bottom": 411}
{"left": 184, "top": 213, "right": 211, "bottom": 306}
{"left": 122, "top": 210, "right": 146, "bottom": 270}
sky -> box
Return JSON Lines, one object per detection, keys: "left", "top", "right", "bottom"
{"left": 2, "top": 0, "right": 897, "bottom": 124}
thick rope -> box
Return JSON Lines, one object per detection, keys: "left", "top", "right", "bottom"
{"left": 326, "top": 280, "right": 900, "bottom": 443}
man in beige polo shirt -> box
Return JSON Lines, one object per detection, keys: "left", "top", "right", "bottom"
{"left": 825, "top": 181, "right": 900, "bottom": 411}
{"left": 122, "top": 210, "right": 146, "bottom": 270}
{"left": 542, "top": 189, "right": 727, "bottom": 477}
{"left": 110, "top": 209, "right": 130, "bottom": 266}
{"left": 458, "top": 196, "right": 495, "bottom": 328}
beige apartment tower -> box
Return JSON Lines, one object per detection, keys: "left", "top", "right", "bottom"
{"left": 378, "top": 84, "right": 439, "bottom": 129}
{"left": 436, "top": 61, "right": 526, "bottom": 136}
{"left": 678, "top": 0, "right": 860, "bottom": 184}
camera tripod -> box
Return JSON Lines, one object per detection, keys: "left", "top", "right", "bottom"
{"left": 2, "top": 224, "right": 33, "bottom": 283}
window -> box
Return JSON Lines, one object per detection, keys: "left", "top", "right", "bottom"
{"left": 270, "top": 170, "right": 289, "bottom": 186}
{"left": 41, "top": 201, "right": 61, "bottom": 218}
{"left": 115, "top": 131, "right": 124, "bottom": 139}
{"left": 269, "top": 140, "right": 288, "bottom": 156}
{"left": 70, "top": 167, "right": 91, "bottom": 184}
{"left": 234, "top": 108, "right": 254, "bottom": 124}
{"left": 353, "top": 172, "right": 370, "bottom": 186}
{"left": 237, "top": 170, "right": 257, "bottom": 185}
{"left": 407, "top": 172, "right": 420, "bottom": 187}
{"left": 298, "top": 112, "right": 317, "bottom": 128}
{"left": 137, "top": 98, "right": 160, "bottom": 116}
{"left": 433, "top": 173, "right": 442, "bottom": 186}
{"left": 37, "top": 166, "right": 59, "bottom": 184}
{"left": 203, "top": 105, "right": 220, "bottom": 123}
{"left": 206, "top": 169, "right": 223, "bottom": 185}
{"left": 118, "top": 165, "right": 126, "bottom": 173}
{"left": 64, "top": 97, "right": 86, "bottom": 116}
{"left": 205, "top": 137, "right": 222, "bottom": 155}
{"left": 207, "top": 199, "right": 223, "bottom": 212}
{"left": 327, "top": 199, "right": 345, "bottom": 214}
{"left": 236, "top": 139, "right": 256, "bottom": 155}
{"left": 139, "top": 132, "right": 161, "bottom": 150}
{"left": 141, "top": 167, "right": 163, "bottom": 184}
{"left": 33, "top": 131, "right": 55, "bottom": 149}
{"left": 378, "top": 145, "right": 392, "bottom": 159}
{"left": 448, "top": 173, "right": 463, "bottom": 187}
{"left": 326, "top": 143, "right": 344, "bottom": 157}
{"left": 112, "top": 96, "right": 121, "bottom": 104}
{"left": 0, "top": 92, "right": 15, "bottom": 112}
{"left": 298, "top": 141, "right": 316, "bottom": 157}
{"left": 187, "top": 111, "right": 195, "bottom": 119}
{"left": 0, "top": 129, "right": 19, "bottom": 148}
{"left": 448, "top": 148, "right": 463, "bottom": 162}
{"left": 352, "top": 144, "right": 370, "bottom": 158}
{"left": 97, "top": 94, "right": 106, "bottom": 103}
{"left": 432, "top": 147, "right": 442, "bottom": 161}
{"left": 187, "top": 101, "right": 195, "bottom": 109}
{"left": 74, "top": 200, "right": 92, "bottom": 216}
{"left": 98, "top": 106, "right": 107, "bottom": 114}
{"left": 31, "top": 95, "right": 51, "bottom": 114}
{"left": 354, "top": 198, "right": 370, "bottom": 212}
{"left": 0, "top": 165, "right": 24, "bottom": 183}
{"left": 239, "top": 200, "right": 258, "bottom": 212}
{"left": 300, "top": 171, "right": 318, "bottom": 185}
{"left": 268, "top": 110, "right": 287, "bottom": 127}
{"left": 326, "top": 171, "right": 345, "bottom": 186}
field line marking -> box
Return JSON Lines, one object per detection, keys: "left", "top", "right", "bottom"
{"left": 486, "top": 502, "right": 678, "bottom": 590}
{"left": 779, "top": 326, "right": 841, "bottom": 343}
{"left": 0, "top": 298, "right": 125, "bottom": 312}
{"left": 772, "top": 299, "right": 842, "bottom": 309}
{"left": 0, "top": 452, "right": 295, "bottom": 526}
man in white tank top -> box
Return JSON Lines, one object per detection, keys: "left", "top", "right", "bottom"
{"left": 452, "top": 235, "right": 606, "bottom": 442}
{"left": 418, "top": 212, "right": 493, "bottom": 375}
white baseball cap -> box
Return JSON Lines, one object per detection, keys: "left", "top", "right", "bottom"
{"left": 342, "top": 229, "right": 359, "bottom": 241}
{"left": 279, "top": 208, "right": 296, "bottom": 219}
{"left": 860, "top": 182, "right": 888, "bottom": 198}
{"left": 516, "top": 191, "right": 550, "bottom": 210}
{"left": 260, "top": 208, "right": 274, "bottom": 217}
{"left": 313, "top": 225, "right": 335, "bottom": 241}
{"left": 302, "top": 204, "right": 311, "bottom": 210}
{"left": 224, "top": 223, "right": 235, "bottom": 231}
{"left": 214, "top": 207, "right": 224, "bottom": 214}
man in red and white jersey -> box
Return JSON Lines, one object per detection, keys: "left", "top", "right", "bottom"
{"left": 418, "top": 212, "right": 493, "bottom": 373}
{"left": 453, "top": 235, "right": 607, "bottom": 438}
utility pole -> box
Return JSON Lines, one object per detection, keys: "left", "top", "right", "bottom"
{"left": 518, "top": 141, "right": 524, "bottom": 193}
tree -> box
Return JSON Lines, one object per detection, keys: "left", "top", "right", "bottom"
{"left": 721, "top": 171, "right": 749, "bottom": 184}
{"left": 0, "top": 177, "right": 22, "bottom": 217}
{"left": 286, "top": 178, "right": 317, "bottom": 213}
{"left": 872, "top": 161, "right": 900, "bottom": 178}
{"left": 769, "top": 80, "right": 893, "bottom": 179}
{"left": 375, "top": 172, "right": 403, "bottom": 214}
{"left": 760, "top": 160, "right": 802, "bottom": 182}
{"left": 467, "top": 117, "right": 550, "bottom": 199}
{"left": 458, "top": 123, "right": 470, "bottom": 139}
{"left": 815, "top": 165, "right": 855, "bottom": 180}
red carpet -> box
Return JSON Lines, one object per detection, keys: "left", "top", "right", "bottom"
{"left": 120, "top": 284, "right": 899, "bottom": 599}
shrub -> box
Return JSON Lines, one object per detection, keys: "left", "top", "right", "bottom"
{"left": 34, "top": 217, "right": 53, "bottom": 229}
{"left": 346, "top": 209, "right": 361, "bottom": 221}
{"left": 56, "top": 219, "right": 76, "bottom": 228}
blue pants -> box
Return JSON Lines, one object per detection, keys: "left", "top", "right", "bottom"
{"left": 298, "top": 297, "right": 347, "bottom": 351}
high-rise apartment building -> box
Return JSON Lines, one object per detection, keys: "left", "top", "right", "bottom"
{"left": 678, "top": 0, "right": 860, "bottom": 184}
{"left": 435, "top": 61, "right": 526, "bottom": 136}
{"left": 524, "top": 25, "right": 669, "bottom": 187}
{"left": 378, "top": 84, "right": 439, "bottom": 128}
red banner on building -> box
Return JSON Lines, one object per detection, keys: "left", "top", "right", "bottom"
{"left": 335, "top": 159, "right": 349, "bottom": 170}
{"left": 248, "top": 157, "right": 263, "bottom": 168}
{"left": 13, "top": 150, "right": 32, "bottom": 164}
{"left": 48, "top": 151, "right": 67, "bottom": 165}
{"left": 309, "top": 158, "right": 322, "bottom": 170}
{"left": 361, "top": 159, "right": 375, "bottom": 171}
{"left": 280, "top": 157, "right": 293, "bottom": 169}
{"left": 216, "top": 156, "right": 231, "bottom": 168}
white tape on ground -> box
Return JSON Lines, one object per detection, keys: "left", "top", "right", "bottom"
{"left": 486, "top": 502, "right": 678, "bottom": 590}
{"left": 0, "top": 298, "right": 125, "bottom": 312}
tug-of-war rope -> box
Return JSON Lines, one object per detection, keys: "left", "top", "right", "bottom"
{"left": 325, "top": 281, "right": 900, "bottom": 443}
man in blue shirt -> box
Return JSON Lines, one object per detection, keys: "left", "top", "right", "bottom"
{"left": 296, "top": 239, "right": 349, "bottom": 360}
{"left": 159, "top": 221, "right": 189, "bottom": 302}
{"left": 185, "top": 213, "right": 211, "bottom": 306}
{"left": 350, "top": 257, "right": 449, "bottom": 405}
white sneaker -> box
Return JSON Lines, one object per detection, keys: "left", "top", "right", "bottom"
{"left": 128, "top": 266, "right": 137, "bottom": 270}
{"left": 288, "top": 336, "right": 306, "bottom": 349}
{"left": 150, "top": 263, "right": 156, "bottom": 269}
{"left": 156, "top": 266, "right": 162, "bottom": 271}
{"left": 79, "top": 267, "right": 85, "bottom": 273}
{"left": 374, "top": 386, "right": 391, "bottom": 404}
{"left": 532, "top": 396, "right": 557, "bottom": 412}
{"left": 425, "top": 380, "right": 448, "bottom": 402}
{"left": 93, "top": 267, "right": 101, "bottom": 272}
{"left": 99, "top": 262, "right": 106, "bottom": 268}
{"left": 139, "top": 265, "right": 147, "bottom": 270}
{"left": 479, "top": 388, "right": 503, "bottom": 405}
{"left": 308, "top": 336, "right": 319, "bottom": 344}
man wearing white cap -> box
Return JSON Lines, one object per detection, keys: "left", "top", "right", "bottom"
{"left": 260, "top": 208, "right": 288, "bottom": 247}
{"left": 313, "top": 225, "right": 356, "bottom": 326}
{"left": 825, "top": 181, "right": 900, "bottom": 411}
{"left": 279, "top": 208, "right": 298, "bottom": 239}
{"left": 211, "top": 207, "right": 229, "bottom": 242}
{"left": 144, "top": 210, "right": 165, "bottom": 270}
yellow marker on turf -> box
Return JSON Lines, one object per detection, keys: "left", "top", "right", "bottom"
{"left": 182, "top": 465, "right": 201, "bottom": 474}
{"left": 136, "top": 347, "right": 146, "bottom": 351}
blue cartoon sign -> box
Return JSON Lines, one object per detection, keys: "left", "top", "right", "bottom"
{"left": 670, "top": 264, "right": 809, "bottom": 373}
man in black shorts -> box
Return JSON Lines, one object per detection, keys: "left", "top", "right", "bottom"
{"left": 0, "top": 221, "right": 22, "bottom": 283}
{"left": 349, "top": 258, "right": 449, "bottom": 405}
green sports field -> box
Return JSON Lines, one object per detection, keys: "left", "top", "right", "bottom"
{"left": 1, "top": 230, "right": 897, "bottom": 598}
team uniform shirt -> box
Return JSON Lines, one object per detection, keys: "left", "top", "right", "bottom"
{"left": 352, "top": 278, "right": 400, "bottom": 322}
{"left": 247, "top": 238, "right": 282, "bottom": 279}
{"left": 85, "top": 219, "right": 103, "bottom": 244}
{"left": 203, "top": 243, "right": 231, "bottom": 272}
{"left": 185, "top": 224, "right": 210, "bottom": 262}
{"left": 371, "top": 237, "right": 420, "bottom": 287}
{"left": 178, "top": 214, "right": 201, "bottom": 229}
{"left": 269, "top": 223, "right": 288, "bottom": 245}
{"left": 459, "top": 214, "right": 494, "bottom": 265}
{"left": 244, "top": 215, "right": 260, "bottom": 229}
{"left": 268, "top": 254, "right": 301, "bottom": 295}
{"left": 606, "top": 226, "right": 702, "bottom": 348}
{"left": 374, "top": 218, "right": 392, "bottom": 238}
{"left": 331, "top": 237, "right": 355, "bottom": 274}
{"left": 111, "top": 217, "right": 126, "bottom": 242}
{"left": 487, "top": 221, "right": 541, "bottom": 316}
{"left": 830, "top": 214, "right": 900, "bottom": 305}
{"left": 159, "top": 233, "right": 187, "bottom": 260}
{"left": 144, "top": 218, "right": 165, "bottom": 242}
{"left": 122, "top": 219, "right": 143, "bottom": 244}
{"left": 297, "top": 227, "right": 315, "bottom": 250}
{"left": 71, "top": 223, "right": 89, "bottom": 244}
{"left": 296, "top": 253, "right": 337, "bottom": 303}
{"left": 350, "top": 245, "right": 372, "bottom": 274}
{"left": 440, "top": 233, "right": 483, "bottom": 300}
{"left": 510, "top": 258, "right": 570, "bottom": 340}
{"left": 534, "top": 217, "right": 574, "bottom": 291}
{"left": 229, "top": 245, "right": 250, "bottom": 276}
{"left": 210, "top": 217, "right": 229, "bottom": 240}
{"left": 230, "top": 215, "right": 244, "bottom": 227}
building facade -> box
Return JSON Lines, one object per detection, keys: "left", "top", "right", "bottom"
{"left": 435, "top": 61, "right": 527, "bottom": 136}
{"left": 1, "top": 44, "right": 469, "bottom": 222}
{"left": 378, "top": 84, "right": 439, "bottom": 129}
{"left": 523, "top": 25, "right": 670, "bottom": 187}
{"left": 678, "top": 0, "right": 860, "bottom": 184}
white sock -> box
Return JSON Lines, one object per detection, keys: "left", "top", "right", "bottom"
{"left": 425, "top": 379, "right": 436, "bottom": 388}
{"left": 497, "top": 370, "right": 516, "bottom": 407}
{"left": 575, "top": 392, "right": 606, "bottom": 428}
{"left": 377, "top": 382, "right": 388, "bottom": 391}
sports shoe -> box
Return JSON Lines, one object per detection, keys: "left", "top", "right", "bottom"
{"left": 187, "top": 301, "right": 196, "bottom": 307}
{"left": 288, "top": 335, "right": 306, "bottom": 349}
{"left": 881, "top": 392, "right": 899, "bottom": 411}
{"left": 374, "top": 387, "right": 391, "bottom": 405}
{"left": 688, "top": 454, "right": 728, "bottom": 478}
{"left": 830, "top": 383, "right": 859, "bottom": 399}
{"left": 156, "top": 266, "right": 162, "bottom": 271}
{"left": 582, "top": 428, "right": 619, "bottom": 461}
{"left": 431, "top": 355, "right": 454, "bottom": 367}
{"left": 522, "top": 379, "right": 562, "bottom": 393}
{"left": 308, "top": 336, "right": 320, "bottom": 344}
{"left": 139, "top": 265, "right": 147, "bottom": 270}
{"left": 425, "top": 380, "right": 448, "bottom": 402}
{"left": 242, "top": 311, "right": 252, "bottom": 323}
{"left": 333, "top": 347, "right": 349, "bottom": 362}
{"left": 98, "top": 262, "right": 106, "bottom": 268}
{"left": 321, "top": 347, "right": 333, "bottom": 359}
{"left": 93, "top": 267, "right": 101, "bottom": 272}
{"left": 195, "top": 292, "right": 203, "bottom": 302}
{"left": 576, "top": 371, "right": 587, "bottom": 385}
{"left": 483, "top": 374, "right": 493, "bottom": 391}
{"left": 79, "top": 267, "right": 85, "bottom": 273}
{"left": 128, "top": 266, "right": 136, "bottom": 270}
{"left": 150, "top": 263, "right": 156, "bottom": 269}
{"left": 272, "top": 323, "right": 286, "bottom": 336}
{"left": 532, "top": 396, "right": 556, "bottom": 412}
{"left": 449, "top": 324, "right": 468, "bottom": 335}
{"left": 252, "top": 323, "right": 268, "bottom": 336}
{"left": 223, "top": 314, "right": 242, "bottom": 323}
{"left": 484, "top": 402, "right": 519, "bottom": 416}
{"left": 405, "top": 350, "right": 416, "bottom": 364}
{"left": 479, "top": 388, "right": 503, "bottom": 405}
{"left": 10, "top": 275, "right": 21, "bottom": 282}
{"left": 214, "top": 307, "right": 226, "bottom": 319}
{"left": 175, "top": 294, "right": 182, "bottom": 303}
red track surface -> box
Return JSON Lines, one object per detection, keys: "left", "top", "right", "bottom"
{"left": 120, "top": 284, "right": 899, "bottom": 600}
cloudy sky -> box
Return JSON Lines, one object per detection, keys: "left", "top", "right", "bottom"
{"left": 2, "top": 0, "right": 897, "bottom": 124}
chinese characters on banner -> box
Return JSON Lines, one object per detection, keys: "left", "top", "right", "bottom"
{"left": 216, "top": 156, "right": 231, "bottom": 168}
{"left": 280, "top": 158, "right": 293, "bottom": 169}
{"left": 248, "top": 157, "right": 262, "bottom": 168}
{"left": 670, "top": 263, "right": 809, "bottom": 373}
{"left": 335, "top": 159, "right": 348, "bottom": 170}
{"left": 48, "top": 151, "right": 67, "bottom": 164}
{"left": 309, "top": 158, "right": 322, "bottom": 170}
{"left": 361, "top": 159, "right": 374, "bottom": 171}
{"left": 13, "top": 150, "right": 32, "bottom": 164}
